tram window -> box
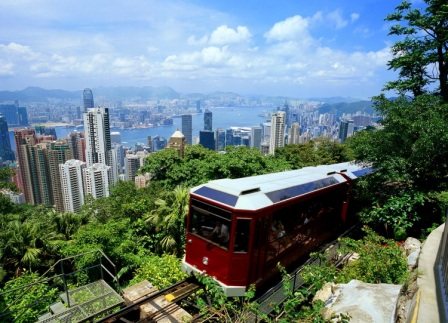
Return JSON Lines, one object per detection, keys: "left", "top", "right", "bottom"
{"left": 234, "top": 219, "right": 250, "bottom": 253}
{"left": 190, "top": 207, "right": 231, "bottom": 249}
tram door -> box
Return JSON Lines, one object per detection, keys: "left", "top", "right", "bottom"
{"left": 248, "top": 217, "right": 268, "bottom": 284}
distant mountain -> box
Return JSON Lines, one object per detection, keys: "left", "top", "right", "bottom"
{"left": 0, "top": 86, "right": 180, "bottom": 102}
{"left": 319, "top": 100, "right": 374, "bottom": 116}
{"left": 0, "top": 87, "right": 80, "bottom": 102}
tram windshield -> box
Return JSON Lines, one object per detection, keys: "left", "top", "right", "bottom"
{"left": 189, "top": 199, "right": 231, "bottom": 249}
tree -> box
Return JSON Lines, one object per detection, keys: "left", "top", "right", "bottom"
{"left": 0, "top": 272, "right": 58, "bottom": 323}
{"left": 385, "top": 0, "right": 448, "bottom": 100}
{"left": 145, "top": 186, "right": 189, "bottom": 256}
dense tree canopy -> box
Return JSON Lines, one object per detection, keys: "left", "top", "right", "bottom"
{"left": 385, "top": 0, "right": 448, "bottom": 100}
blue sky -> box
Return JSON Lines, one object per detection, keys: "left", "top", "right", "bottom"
{"left": 0, "top": 0, "right": 414, "bottom": 98}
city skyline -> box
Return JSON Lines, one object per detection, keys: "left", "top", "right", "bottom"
{"left": 0, "top": 1, "right": 417, "bottom": 98}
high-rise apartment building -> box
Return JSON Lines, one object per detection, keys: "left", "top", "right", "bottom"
{"left": 181, "top": 114, "right": 193, "bottom": 145}
{"left": 60, "top": 159, "right": 86, "bottom": 213}
{"left": 68, "top": 132, "right": 86, "bottom": 162}
{"left": 125, "top": 154, "right": 140, "bottom": 181}
{"left": 83, "top": 163, "right": 110, "bottom": 199}
{"left": 269, "top": 111, "right": 286, "bottom": 155}
{"left": 83, "top": 88, "right": 94, "bottom": 113}
{"left": 204, "top": 109, "right": 212, "bottom": 131}
{"left": 84, "top": 107, "right": 115, "bottom": 184}
{"left": 47, "top": 141, "right": 72, "bottom": 211}
{"left": 288, "top": 122, "right": 300, "bottom": 145}
{"left": 14, "top": 129, "right": 38, "bottom": 204}
{"left": 0, "top": 116, "right": 14, "bottom": 162}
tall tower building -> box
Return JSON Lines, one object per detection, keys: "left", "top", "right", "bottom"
{"left": 84, "top": 108, "right": 115, "bottom": 183}
{"left": 0, "top": 116, "right": 14, "bottom": 162}
{"left": 60, "top": 159, "right": 86, "bottom": 213}
{"left": 47, "top": 141, "right": 72, "bottom": 211}
{"left": 125, "top": 154, "right": 140, "bottom": 181}
{"left": 14, "top": 129, "right": 39, "bottom": 204}
{"left": 168, "top": 130, "right": 186, "bottom": 157}
{"left": 181, "top": 114, "right": 193, "bottom": 145}
{"left": 288, "top": 122, "right": 300, "bottom": 145}
{"left": 215, "top": 128, "right": 226, "bottom": 151}
{"left": 199, "top": 131, "right": 215, "bottom": 150}
{"left": 83, "top": 163, "right": 110, "bottom": 199}
{"left": 339, "top": 119, "right": 354, "bottom": 143}
{"left": 204, "top": 109, "right": 212, "bottom": 131}
{"left": 250, "top": 126, "right": 262, "bottom": 149}
{"left": 68, "top": 132, "right": 86, "bottom": 162}
{"left": 83, "top": 88, "right": 94, "bottom": 113}
{"left": 17, "top": 107, "right": 28, "bottom": 126}
{"left": 269, "top": 111, "right": 286, "bottom": 155}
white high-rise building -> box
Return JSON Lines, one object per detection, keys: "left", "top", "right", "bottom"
{"left": 83, "top": 163, "right": 111, "bottom": 199}
{"left": 84, "top": 108, "right": 116, "bottom": 184}
{"left": 269, "top": 111, "right": 286, "bottom": 155}
{"left": 60, "top": 159, "right": 86, "bottom": 213}
{"left": 288, "top": 122, "right": 300, "bottom": 144}
{"left": 125, "top": 154, "right": 140, "bottom": 181}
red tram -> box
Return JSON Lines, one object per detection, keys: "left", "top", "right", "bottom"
{"left": 182, "top": 162, "right": 372, "bottom": 296}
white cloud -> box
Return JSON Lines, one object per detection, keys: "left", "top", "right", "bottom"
{"left": 327, "top": 10, "right": 348, "bottom": 29}
{"left": 264, "top": 15, "right": 310, "bottom": 42}
{"left": 351, "top": 13, "right": 360, "bottom": 22}
{"left": 0, "top": 61, "right": 14, "bottom": 76}
{"left": 209, "top": 25, "right": 251, "bottom": 45}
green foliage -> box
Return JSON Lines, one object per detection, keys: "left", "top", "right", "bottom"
{"left": 0, "top": 272, "right": 58, "bottom": 323}
{"left": 145, "top": 186, "right": 188, "bottom": 256}
{"left": 360, "top": 191, "right": 426, "bottom": 239}
{"left": 338, "top": 228, "right": 408, "bottom": 284}
{"left": 0, "top": 167, "right": 16, "bottom": 192}
{"left": 194, "top": 274, "right": 257, "bottom": 322}
{"left": 348, "top": 95, "right": 448, "bottom": 236}
{"left": 276, "top": 138, "right": 353, "bottom": 169}
{"left": 129, "top": 254, "right": 187, "bottom": 289}
{"left": 385, "top": 0, "right": 448, "bottom": 100}
{"left": 141, "top": 145, "right": 291, "bottom": 189}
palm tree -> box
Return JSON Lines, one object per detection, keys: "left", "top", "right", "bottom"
{"left": 145, "top": 186, "right": 189, "bottom": 256}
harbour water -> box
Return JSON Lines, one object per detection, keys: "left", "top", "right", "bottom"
{"left": 9, "top": 106, "right": 273, "bottom": 150}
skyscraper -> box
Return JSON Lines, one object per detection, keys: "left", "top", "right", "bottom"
{"left": 288, "top": 122, "right": 300, "bottom": 145}
{"left": 181, "top": 114, "right": 193, "bottom": 145}
{"left": 199, "top": 130, "right": 215, "bottom": 150}
{"left": 84, "top": 107, "right": 115, "bottom": 183}
{"left": 0, "top": 116, "right": 14, "bottom": 162}
{"left": 125, "top": 154, "right": 140, "bottom": 181}
{"left": 68, "top": 132, "right": 86, "bottom": 162}
{"left": 14, "top": 129, "right": 39, "bottom": 204}
{"left": 215, "top": 128, "right": 226, "bottom": 151}
{"left": 60, "top": 159, "right": 86, "bottom": 213}
{"left": 17, "top": 107, "right": 28, "bottom": 126}
{"left": 0, "top": 105, "right": 18, "bottom": 126}
{"left": 83, "top": 88, "right": 94, "bottom": 113}
{"left": 250, "top": 126, "right": 262, "bottom": 149}
{"left": 339, "top": 119, "right": 354, "bottom": 143}
{"left": 47, "top": 141, "right": 72, "bottom": 211}
{"left": 204, "top": 109, "right": 212, "bottom": 131}
{"left": 269, "top": 111, "right": 286, "bottom": 155}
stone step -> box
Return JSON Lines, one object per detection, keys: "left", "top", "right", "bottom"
{"left": 37, "top": 312, "right": 53, "bottom": 321}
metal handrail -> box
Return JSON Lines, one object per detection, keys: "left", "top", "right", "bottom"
{"left": 0, "top": 249, "right": 117, "bottom": 319}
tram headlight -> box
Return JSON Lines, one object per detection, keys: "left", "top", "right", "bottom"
{"left": 202, "top": 257, "right": 209, "bottom": 265}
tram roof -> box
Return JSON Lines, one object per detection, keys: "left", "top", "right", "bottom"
{"left": 190, "top": 162, "right": 373, "bottom": 211}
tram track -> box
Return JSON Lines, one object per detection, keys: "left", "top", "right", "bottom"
{"left": 97, "top": 278, "right": 201, "bottom": 323}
